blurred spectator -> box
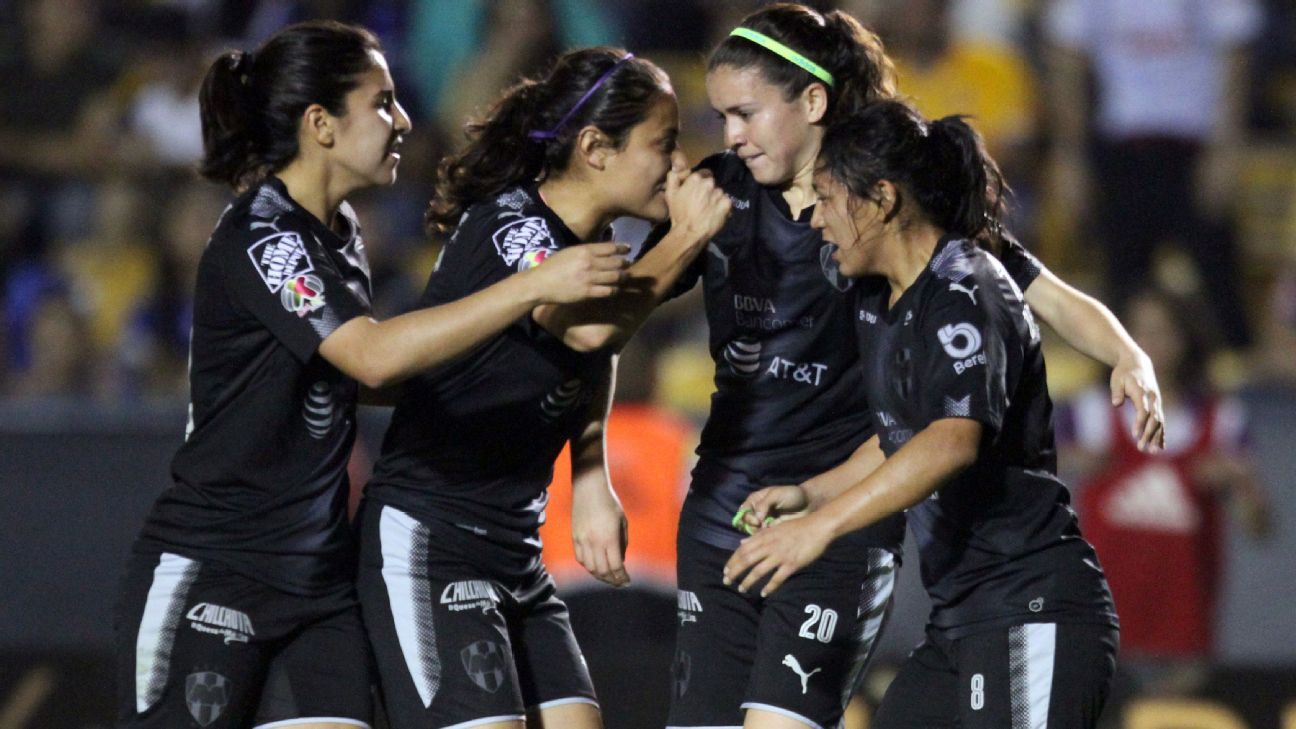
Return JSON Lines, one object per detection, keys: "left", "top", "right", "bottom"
{"left": 1057, "top": 287, "right": 1270, "bottom": 696}
{"left": 873, "top": 0, "right": 1041, "bottom": 225}
{"left": 1044, "top": 0, "right": 1261, "bottom": 347}
{"left": 116, "top": 180, "right": 229, "bottom": 397}
{"left": 0, "top": 0, "right": 126, "bottom": 180}
{"left": 402, "top": 0, "right": 619, "bottom": 146}
{"left": 3, "top": 263, "right": 96, "bottom": 397}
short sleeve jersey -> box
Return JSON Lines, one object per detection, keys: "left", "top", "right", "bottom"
{"left": 365, "top": 186, "right": 612, "bottom": 566}
{"left": 659, "top": 153, "right": 1042, "bottom": 552}
{"left": 856, "top": 236, "right": 1116, "bottom": 637}
{"left": 137, "top": 177, "right": 373, "bottom": 597}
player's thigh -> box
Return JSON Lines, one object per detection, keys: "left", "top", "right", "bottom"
{"left": 356, "top": 504, "right": 525, "bottom": 729}
{"left": 667, "top": 537, "right": 761, "bottom": 728}
{"left": 252, "top": 602, "right": 373, "bottom": 728}
{"left": 744, "top": 547, "right": 897, "bottom": 729}
{"left": 115, "top": 551, "right": 268, "bottom": 729}
{"left": 511, "top": 572, "right": 599, "bottom": 715}
{"left": 870, "top": 636, "right": 960, "bottom": 729}
{"left": 528, "top": 698, "right": 603, "bottom": 729}
{"left": 952, "top": 622, "right": 1119, "bottom": 729}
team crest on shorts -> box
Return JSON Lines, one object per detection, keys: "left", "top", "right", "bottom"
{"left": 672, "top": 648, "right": 691, "bottom": 699}
{"left": 185, "top": 671, "right": 230, "bottom": 727}
{"left": 281, "top": 273, "right": 326, "bottom": 317}
{"left": 460, "top": 640, "right": 508, "bottom": 693}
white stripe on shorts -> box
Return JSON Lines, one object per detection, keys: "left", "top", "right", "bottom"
{"left": 135, "top": 552, "right": 199, "bottom": 712}
{"left": 1008, "top": 622, "right": 1057, "bottom": 729}
{"left": 379, "top": 506, "right": 441, "bottom": 708}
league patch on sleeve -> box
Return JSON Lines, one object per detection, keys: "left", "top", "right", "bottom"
{"left": 492, "top": 216, "right": 557, "bottom": 270}
{"left": 280, "top": 273, "right": 327, "bottom": 317}
{"left": 247, "top": 231, "right": 315, "bottom": 293}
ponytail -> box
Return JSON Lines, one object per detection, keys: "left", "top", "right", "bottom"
{"left": 198, "top": 50, "right": 258, "bottom": 188}
{"left": 818, "top": 101, "right": 1009, "bottom": 246}
{"left": 427, "top": 48, "right": 670, "bottom": 236}
{"left": 426, "top": 80, "right": 552, "bottom": 235}
{"left": 920, "top": 116, "right": 1007, "bottom": 248}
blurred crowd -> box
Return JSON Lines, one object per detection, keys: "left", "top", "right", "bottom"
{"left": 2, "top": 0, "right": 1295, "bottom": 404}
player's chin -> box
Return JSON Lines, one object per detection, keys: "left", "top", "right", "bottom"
{"left": 639, "top": 194, "right": 670, "bottom": 223}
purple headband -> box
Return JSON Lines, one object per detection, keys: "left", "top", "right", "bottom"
{"left": 528, "top": 53, "right": 635, "bottom": 141}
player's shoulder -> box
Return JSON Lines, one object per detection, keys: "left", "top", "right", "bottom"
{"left": 697, "top": 151, "right": 755, "bottom": 194}
{"left": 449, "top": 185, "right": 563, "bottom": 271}
{"left": 209, "top": 181, "right": 315, "bottom": 261}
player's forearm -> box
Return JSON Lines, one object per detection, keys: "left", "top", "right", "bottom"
{"left": 802, "top": 435, "right": 886, "bottom": 509}
{"left": 570, "top": 360, "right": 616, "bottom": 494}
{"left": 1026, "top": 269, "right": 1144, "bottom": 369}
{"left": 819, "top": 420, "right": 980, "bottom": 540}
{"left": 325, "top": 271, "right": 546, "bottom": 389}
{"left": 534, "top": 226, "right": 708, "bottom": 352}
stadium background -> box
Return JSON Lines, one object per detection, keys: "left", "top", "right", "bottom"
{"left": 1, "top": 1, "right": 1294, "bottom": 727}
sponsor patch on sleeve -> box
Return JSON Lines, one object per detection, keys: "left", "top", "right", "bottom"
{"left": 247, "top": 231, "right": 314, "bottom": 292}
{"left": 492, "top": 216, "right": 557, "bottom": 270}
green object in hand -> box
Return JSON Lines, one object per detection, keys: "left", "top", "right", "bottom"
{"left": 731, "top": 507, "right": 775, "bottom": 536}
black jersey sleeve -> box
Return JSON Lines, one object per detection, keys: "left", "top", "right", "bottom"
{"left": 997, "top": 232, "right": 1045, "bottom": 292}
{"left": 434, "top": 204, "right": 563, "bottom": 337}
{"left": 915, "top": 282, "right": 1013, "bottom": 437}
{"left": 219, "top": 222, "right": 369, "bottom": 364}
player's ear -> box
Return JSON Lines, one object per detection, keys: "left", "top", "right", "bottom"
{"left": 302, "top": 103, "right": 334, "bottom": 147}
{"left": 575, "top": 125, "right": 613, "bottom": 172}
{"left": 878, "top": 180, "right": 901, "bottom": 224}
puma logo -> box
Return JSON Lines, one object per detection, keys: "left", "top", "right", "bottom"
{"left": 707, "top": 242, "right": 731, "bottom": 279}
{"left": 949, "top": 282, "right": 978, "bottom": 305}
{"left": 782, "top": 654, "right": 821, "bottom": 695}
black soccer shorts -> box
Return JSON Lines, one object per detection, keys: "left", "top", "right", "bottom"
{"left": 357, "top": 504, "right": 597, "bottom": 729}
{"left": 872, "top": 621, "right": 1119, "bottom": 729}
{"left": 114, "top": 550, "right": 373, "bottom": 729}
{"left": 667, "top": 535, "right": 896, "bottom": 729}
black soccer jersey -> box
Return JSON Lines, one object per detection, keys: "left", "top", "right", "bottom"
{"left": 661, "top": 154, "right": 1042, "bottom": 551}
{"left": 137, "top": 177, "right": 373, "bottom": 597}
{"left": 364, "top": 186, "right": 612, "bottom": 567}
{"left": 855, "top": 235, "right": 1116, "bottom": 637}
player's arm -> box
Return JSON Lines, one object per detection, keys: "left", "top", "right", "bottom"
{"left": 1024, "top": 269, "right": 1164, "bottom": 451}
{"left": 320, "top": 243, "right": 627, "bottom": 389}
{"left": 532, "top": 159, "right": 731, "bottom": 352}
{"left": 725, "top": 419, "right": 981, "bottom": 596}
{"left": 737, "top": 435, "right": 886, "bottom": 532}
{"left": 568, "top": 358, "right": 630, "bottom": 587}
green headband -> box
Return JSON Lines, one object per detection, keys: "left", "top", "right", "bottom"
{"left": 729, "top": 27, "right": 835, "bottom": 87}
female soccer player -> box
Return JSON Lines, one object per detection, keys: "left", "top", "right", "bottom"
{"left": 726, "top": 100, "right": 1120, "bottom": 729}
{"left": 113, "top": 22, "right": 626, "bottom": 729}
{"left": 355, "top": 47, "right": 731, "bottom": 729}
{"left": 661, "top": 5, "right": 1153, "bottom": 728}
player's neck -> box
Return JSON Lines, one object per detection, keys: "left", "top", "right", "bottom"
{"left": 277, "top": 159, "right": 344, "bottom": 231}
{"left": 539, "top": 176, "right": 612, "bottom": 241}
{"left": 882, "top": 221, "right": 944, "bottom": 305}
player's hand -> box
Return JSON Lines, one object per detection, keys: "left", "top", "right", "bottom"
{"left": 722, "top": 513, "right": 832, "bottom": 597}
{"left": 733, "top": 485, "right": 809, "bottom": 534}
{"left": 525, "top": 243, "right": 629, "bottom": 303}
{"left": 1110, "top": 349, "right": 1165, "bottom": 453}
{"left": 571, "top": 484, "right": 630, "bottom": 587}
{"left": 664, "top": 158, "right": 731, "bottom": 242}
